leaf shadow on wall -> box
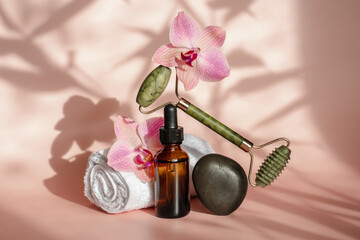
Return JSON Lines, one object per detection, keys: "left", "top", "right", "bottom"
{"left": 241, "top": 180, "right": 360, "bottom": 240}
{"left": 0, "top": 0, "right": 104, "bottom": 97}
{"left": 207, "top": 0, "right": 255, "bottom": 24}
{"left": 212, "top": 1, "right": 360, "bottom": 239}
{"left": 112, "top": 12, "right": 173, "bottom": 94}
{"left": 43, "top": 95, "right": 131, "bottom": 207}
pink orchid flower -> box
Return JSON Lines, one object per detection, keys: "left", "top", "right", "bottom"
{"left": 107, "top": 116, "right": 164, "bottom": 182}
{"left": 153, "top": 12, "right": 230, "bottom": 91}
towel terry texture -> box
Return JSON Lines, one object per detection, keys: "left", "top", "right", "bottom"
{"left": 84, "top": 134, "right": 215, "bottom": 213}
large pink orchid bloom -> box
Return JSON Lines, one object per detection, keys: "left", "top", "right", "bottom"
{"left": 153, "top": 12, "right": 230, "bottom": 91}
{"left": 107, "top": 116, "right": 164, "bottom": 182}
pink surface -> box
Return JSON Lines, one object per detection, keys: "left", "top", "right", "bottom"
{"left": 1, "top": 0, "right": 359, "bottom": 239}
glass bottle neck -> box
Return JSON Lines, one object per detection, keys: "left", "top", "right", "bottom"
{"left": 161, "top": 143, "right": 183, "bottom": 151}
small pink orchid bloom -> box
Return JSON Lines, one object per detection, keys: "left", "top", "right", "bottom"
{"left": 107, "top": 116, "right": 164, "bottom": 182}
{"left": 153, "top": 12, "right": 230, "bottom": 91}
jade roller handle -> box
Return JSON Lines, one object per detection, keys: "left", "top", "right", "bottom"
{"left": 177, "top": 98, "right": 253, "bottom": 152}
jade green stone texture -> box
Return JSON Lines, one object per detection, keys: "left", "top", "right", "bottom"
{"left": 255, "top": 145, "right": 291, "bottom": 187}
{"left": 136, "top": 65, "right": 171, "bottom": 107}
{"left": 185, "top": 104, "right": 246, "bottom": 147}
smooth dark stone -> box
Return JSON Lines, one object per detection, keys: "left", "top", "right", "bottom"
{"left": 192, "top": 154, "right": 248, "bottom": 215}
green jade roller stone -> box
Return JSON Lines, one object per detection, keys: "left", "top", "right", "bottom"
{"left": 182, "top": 104, "right": 249, "bottom": 149}
{"left": 136, "top": 65, "right": 171, "bottom": 107}
{"left": 255, "top": 145, "right": 291, "bottom": 188}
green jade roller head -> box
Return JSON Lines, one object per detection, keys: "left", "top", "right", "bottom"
{"left": 136, "top": 65, "right": 171, "bottom": 108}
{"left": 136, "top": 66, "right": 292, "bottom": 187}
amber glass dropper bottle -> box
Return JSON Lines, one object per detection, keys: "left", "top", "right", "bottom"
{"left": 154, "top": 104, "right": 190, "bottom": 218}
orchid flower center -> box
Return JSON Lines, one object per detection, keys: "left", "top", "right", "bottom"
{"left": 181, "top": 48, "right": 200, "bottom": 67}
{"left": 135, "top": 147, "right": 153, "bottom": 169}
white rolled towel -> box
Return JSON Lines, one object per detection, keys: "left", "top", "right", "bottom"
{"left": 84, "top": 134, "right": 214, "bottom": 213}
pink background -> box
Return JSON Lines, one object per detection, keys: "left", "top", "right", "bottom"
{"left": 1, "top": 0, "right": 359, "bottom": 239}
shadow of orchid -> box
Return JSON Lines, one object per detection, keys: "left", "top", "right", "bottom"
{"left": 50, "top": 96, "right": 120, "bottom": 155}
{"left": 44, "top": 95, "right": 123, "bottom": 206}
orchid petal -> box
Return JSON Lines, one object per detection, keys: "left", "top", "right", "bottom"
{"left": 108, "top": 141, "right": 137, "bottom": 172}
{"left": 176, "top": 63, "right": 199, "bottom": 91}
{"left": 114, "top": 116, "right": 141, "bottom": 147}
{"left": 170, "top": 12, "right": 201, "bottom": 48}
{"left": 138, "top": 117, "right": 164, "bottom": 155}
{"left": 195, "top": 26, "right": 226, "bottom": 51}
{"left": 134, "top": 165, "right": 154, "bottom": 183}
{"left": 152, "top": 44, "right": 187, "bottom": 67}
{"left": 196, "top": 48, "right": 230, "bottom": 82}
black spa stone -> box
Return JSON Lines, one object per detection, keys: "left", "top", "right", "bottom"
{"left": 192, "top": 154, "right": 248, "bottom": 215}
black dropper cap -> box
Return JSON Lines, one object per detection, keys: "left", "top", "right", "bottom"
{"left": 159, "top": 104, "right": 184, "bottom": 144}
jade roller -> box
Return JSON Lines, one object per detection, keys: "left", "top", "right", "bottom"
{"left": 136, "top": 66, "right": 291, "bottom": 187}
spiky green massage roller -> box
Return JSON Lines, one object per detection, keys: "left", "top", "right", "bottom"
{"left": 136, "top": 66, "right": 291, "bottom": 187}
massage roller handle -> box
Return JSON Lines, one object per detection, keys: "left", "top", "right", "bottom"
{"left": 177, "top": 99, "right": 253, "bottom": 152}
